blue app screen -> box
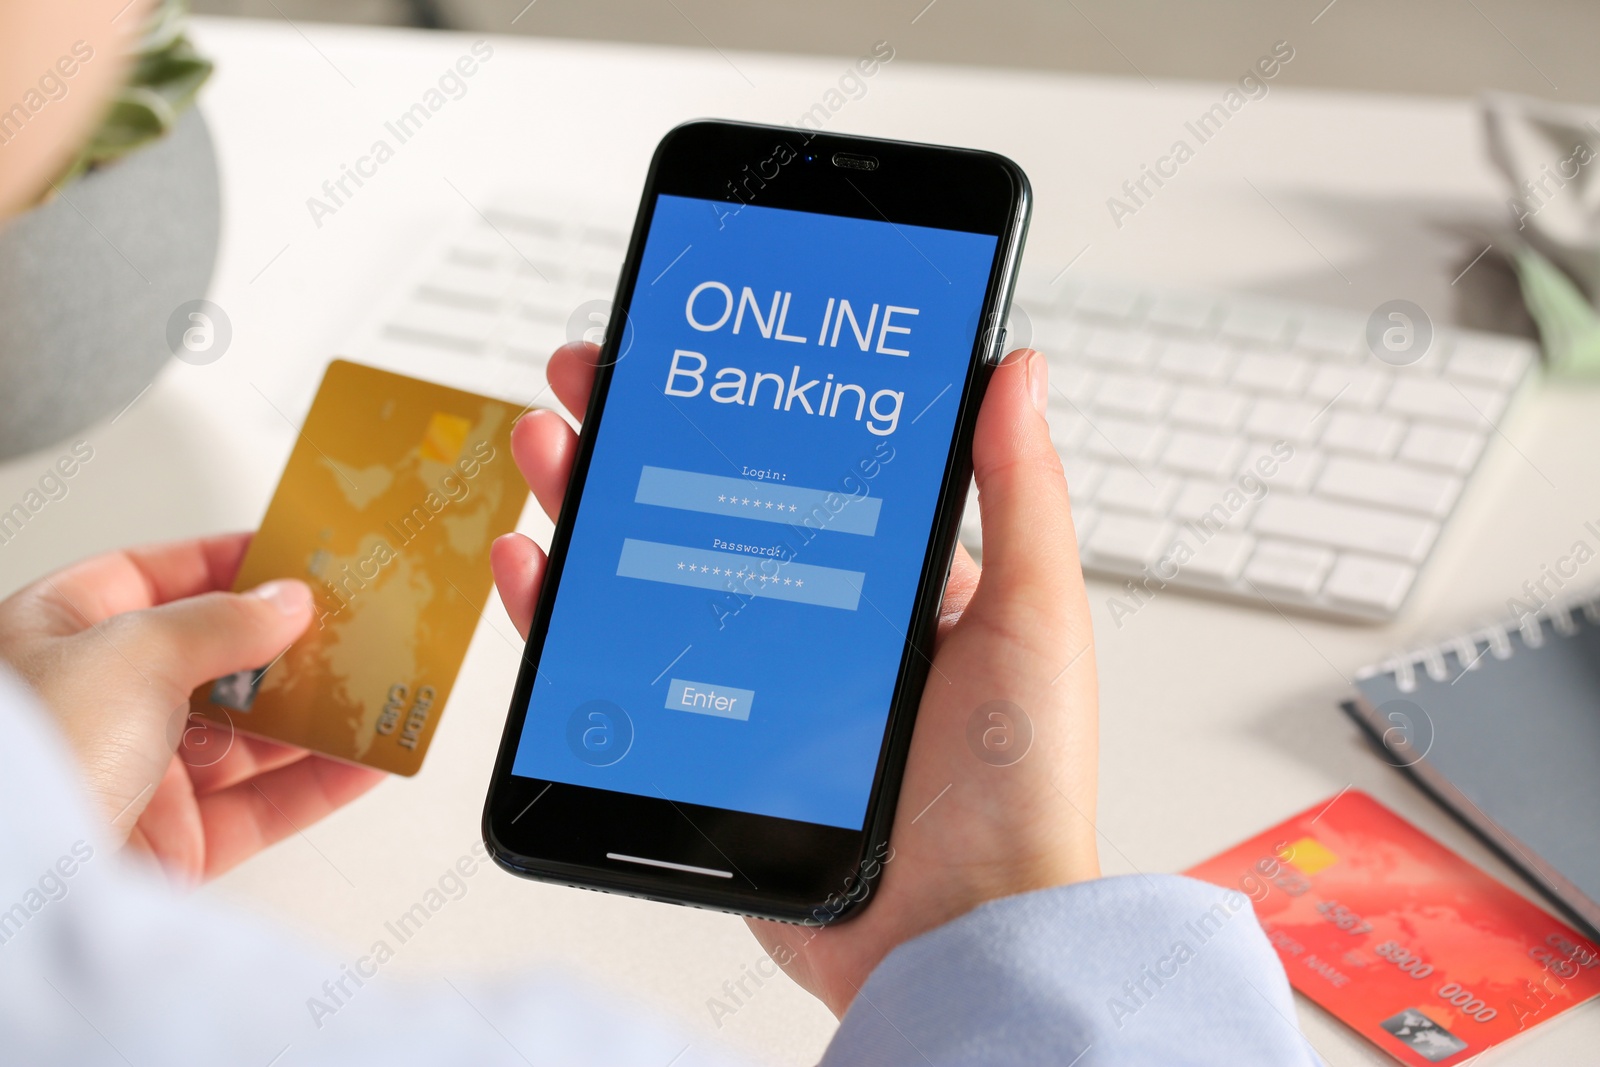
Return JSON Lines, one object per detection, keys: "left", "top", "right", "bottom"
{"left": 510, "top": 194, "right": 998, "bottom": 830}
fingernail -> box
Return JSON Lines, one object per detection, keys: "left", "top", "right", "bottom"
{"left": 1026, "top": 351, "right": 1048, "bottom": 415}
{"left": 250, "top": 579, "right": 312, "bottom": 615}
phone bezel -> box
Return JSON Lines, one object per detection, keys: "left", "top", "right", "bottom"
{"left": 483, "top": 119, "right": 1031, "bottom": 923}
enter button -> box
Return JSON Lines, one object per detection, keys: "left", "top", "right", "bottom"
{"left": 665, "top": 679, "right": 754, "bottom": 721}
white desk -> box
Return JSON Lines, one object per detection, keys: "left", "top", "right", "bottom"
{"left": 1, "top": 18, "right": 1595, "bottom": 1065}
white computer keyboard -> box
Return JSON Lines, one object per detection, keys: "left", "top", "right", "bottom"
{"left": 342, "top": 200, "right": 1537, "bottom": 624}
{"left": 335, "top": 201, "right": 633, "bottom": 411}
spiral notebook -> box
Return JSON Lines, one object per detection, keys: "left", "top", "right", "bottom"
{"left": 1343, "top": 591, "right": 1600, "bottom": 936}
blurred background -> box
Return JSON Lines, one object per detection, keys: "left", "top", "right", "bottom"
{"left": 194, "top": 0, "right": 1597, "bottom": 101}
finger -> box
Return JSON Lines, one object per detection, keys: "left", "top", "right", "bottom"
{"left": 20, "top": 533, "right": 253, "bottom": 631}
{"left": 967, "top": 350, "right": 1088, "bottom": 628}
{"left": 490, "top": 533, "right": 547, "bottom": 641}
{"left": 510, "top": 408, "right": 580, "bottom": 523}
{"left": 109, "top": 579, "right": 315, "bottom": 692}
{"left": 126, "top": 756, "right": 204, "bottom": 886}
{"left": 183, "top": 730, "right": 313, "bottom": 798}
{"left": 547, "top": 342, "right": 599, "bottom": 422}
{"left": 198, "top": 755, "right": 386, "bottom": 880}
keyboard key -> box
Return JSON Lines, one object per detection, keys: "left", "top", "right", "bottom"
{"left": 1220, "top": 303, "right": 1291, "bottom": 345}
{"left": 1161, "top": 430, "right": 1245, "bottom": 479}
{"left": 578, "top": 224, "right": 628, "bottom": 250}
{"left": 1317, "top": 456, "right": 1462, "bottom": 518}
{"left": 1073, "top": 284, "right": 1143, "bottom": 320}
{"left": 450, "top": 225, "right": 526, "bottom": 262}
{"left": 1083, "top": 327, "right": 1155, "bottom": 368}
{"left": 1061, "top": 456, "right": 1106, "bottom": 500}
{"left": 385, "top": 301, "right": 498, "bottom": 353}
{"left": 1243, "top": 398, "right": 1323, "bottom": 442}
{"left": 1243, "top": 539, "right": 1334, "bottom": 597}
{"left": 1180, "top": 531, "right": 1254, "bottom": 583}
{"left": 1047, "top": 405, "right": 1093, "bottom": 452}
{"left": 421, "top": 263, "right": 514, "bottom": 304}
{"left": 1157, "top": 340, "right": 1234, "bottom": 382}
{"left": 483, "top": 208, "right": 564, "bottom": 239}
{"left": 502, "top": 317, "right": 560, "bottom": 360}
{"left": 1034, "top": 317, "right": 1085, "bottom": 359}
{"left": 1093, "top": 373, "right": 1172, "bottom": 418}
{"left": 1046, "top": 361, "right": 1096, "bottom": 404}
{"left": 523, "top": 280, "right": 587, "bottom": 320}
{"left": 1242, "top": 441, "right": 1322, "bottom": 492}
{"left": 1293, "top": 312, "right": 1366, "bottom": 359}
{"left": 1168, "top": 386, "right": 1248, "bottom": 431}
{"left": 510, "top": 254, "right": 567, "bottom": 282}
{"left": 1146, "top": 293, "right": 1216, "bottom": 332}
{"left": 1097, "top": 467, "right": 1179, "bottom": 515}
{"left": 1233, "top": 352, "right": 1312, "bottom": 395}
{"left": 501, "top": 343, "right": 551, "bottom": 366}
{"left": 1041, "top": 281, "right": 1087, "bottom": 313}
{"left": 1447, "top": 335, "right": 1535, "bottom": 387}
{"left": 1172, "top": 479, "right": 1259, "bottom": 530}
{"left": 1386, "top": 330, "right": 1447, "bottom": 373}
{"left": 1397, "top": 424, "right": 1486, "bottom": 473}
{"left": 1322, "top": 554, "right": 1416, "bottom": 614}
{"left": 443, "top": 246, "right": 500, "bottom": 272}
{"left": 414, "top": 285, "right": 501, "bottom": 316}
{"left": 1012, "top": 276, "right": 1058, "bottom": 307}
{"left": 1070, "top": 504, "right": 1099, "bottom": 542}
{"left": 1320, "top": 411, "right": 1405, "bottom": 457}
{"left": 1086, "top": 513, "right": 1172, "bottom": 566}
{"left": 1385, "top": 377, "right": 1507, "bottom": 427}
{"left": 1306, "top": 364, "right": 1392, "bottom": 409}
{"left": 1252, "top": 496, "right": 1439, "bottom": 562}
{"left": 1084, "top": 416, "right": 1166, "bottom": 464}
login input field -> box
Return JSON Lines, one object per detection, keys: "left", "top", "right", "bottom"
{"left": 634, "top": 465, "right": 882, "bottom": 536}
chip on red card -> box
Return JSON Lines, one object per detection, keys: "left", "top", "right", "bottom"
{"left": 1186, "top": 790, "right": 1600, "bottom": 1065}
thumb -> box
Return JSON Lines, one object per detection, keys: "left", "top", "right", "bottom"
{"left": 968, "top": 350, "right": 1087, "bottom": 624}
{"left": 118, "top": 579, "right": 315, "bottom": 693}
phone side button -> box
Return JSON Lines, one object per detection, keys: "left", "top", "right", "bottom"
{"left": 986, "top": 325, "right": 1008, "bottom": 365}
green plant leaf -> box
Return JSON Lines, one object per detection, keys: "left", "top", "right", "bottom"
{"left": 45, "top": 0, "right": 212, "bottom": 194}
{"left": 131, "top": 41, "right": 213, "bottom": 108}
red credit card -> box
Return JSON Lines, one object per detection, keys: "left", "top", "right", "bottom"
{"left": 1186, "top": 790, "right": 1600, "bottom": 1065}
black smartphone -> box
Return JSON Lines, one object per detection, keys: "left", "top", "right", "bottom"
{"left": 483, "top": 120, "right": 1029, "bottom": 923}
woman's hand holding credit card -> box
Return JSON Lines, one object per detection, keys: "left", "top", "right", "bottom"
{"left": 190, "top": 361, "right": 530, "bottom": 776}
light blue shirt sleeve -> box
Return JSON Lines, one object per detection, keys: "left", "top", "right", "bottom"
{"left": 821, "top": 874, "right": 1323, "bottom": 1066}
{"left": 0, "top": 667, "right": 1316, "bottom": 1065}
{"left": 0, "top": 670, "right": 740, "bottom": 1067}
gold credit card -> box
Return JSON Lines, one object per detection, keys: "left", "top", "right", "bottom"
{"left": 192, "top": 360, "right": 528, "bottom": 775}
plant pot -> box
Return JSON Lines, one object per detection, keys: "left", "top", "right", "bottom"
{"left": 0, "top": 106, "right": 220, "bottom": 459}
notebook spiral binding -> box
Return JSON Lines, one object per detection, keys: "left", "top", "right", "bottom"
{"left": 1355, "top": 590, "right": 1600, "bottom": 694}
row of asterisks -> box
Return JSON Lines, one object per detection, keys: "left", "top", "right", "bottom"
{"left": 717, "top": 494, "right": 800, "bottom": 512}
{"left": 675, "top": 562, "right": 805, "bottom": 586}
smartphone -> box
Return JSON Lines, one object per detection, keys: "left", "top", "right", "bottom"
{"left": 483, "top": 120, "right": 1029, "bottom": 923}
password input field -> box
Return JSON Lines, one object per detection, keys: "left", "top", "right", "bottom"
{"left": 615, "top": 538, "right": 864, "bottom": 610}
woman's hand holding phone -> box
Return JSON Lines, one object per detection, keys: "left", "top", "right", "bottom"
{"left": 493, "top": 342, "right": 1102, "bottom": 1017}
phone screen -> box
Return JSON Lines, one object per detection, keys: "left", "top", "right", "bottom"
{"left": 509, "top": 192, "right": 999, "bottom": 831}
